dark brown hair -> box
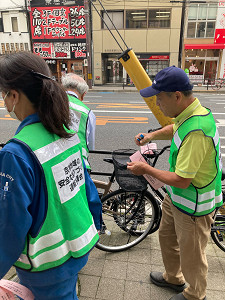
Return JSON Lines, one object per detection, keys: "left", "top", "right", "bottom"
{"left": 0, "top": 52, "right": 72, "bottom": 139}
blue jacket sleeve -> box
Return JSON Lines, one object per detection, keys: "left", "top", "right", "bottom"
{"left": 0, "top": 149, "right": 34, "bottom": 279}
{"left": 84, "top": 165, "right": 102, "bottom": 230}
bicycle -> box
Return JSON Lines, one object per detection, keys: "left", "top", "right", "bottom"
{"left": 0, "top": 143, "right": 224, "bottom": 253}
{"left": 90, "top": 146, "right": 225, "bottom": 253}
{"left": 211, "top": 78, "right": 225, "bottom": 91}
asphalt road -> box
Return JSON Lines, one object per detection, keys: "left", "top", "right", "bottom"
{"left": 0, "top": 92, "right": 225, "bottom": 178}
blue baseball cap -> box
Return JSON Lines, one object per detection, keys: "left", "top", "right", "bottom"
{"left": 140, "top": 66, "right": 193, "bottom": 98}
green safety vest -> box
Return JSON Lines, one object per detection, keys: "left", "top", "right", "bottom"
{"left": 12, "top": 122, "right": 99, "bottom": 272}
{"left": 166, "top": 109, "right": 223, "bottom": 216}
{"left": 68, "top": 93, "right": 91, "bottom": 169}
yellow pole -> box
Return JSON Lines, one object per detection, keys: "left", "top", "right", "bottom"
{"left": 118, "top": 48, "right": 173, "bottom": 127}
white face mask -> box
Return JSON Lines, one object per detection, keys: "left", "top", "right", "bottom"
{"left": 3, "top": 92, "right": 20, "bottom": 121}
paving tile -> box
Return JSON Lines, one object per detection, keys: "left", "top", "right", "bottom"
{"left": 207, "top": 255, "right": 224, "bottom": 273}
{"left": 206, "top": 289, "right": 225, "bottom": 300}
{"left": 150, "top": 249, "right": 164, "bottom": 266}
{"left": 96, "top": 277, "right": 125, "bottom": 300}
{"left": 218, "top": 257, "right": 225, "bottom": 273}
{"left": 90, "top": 248, "right": 106, "bottom": 260}
{"left": 105, "top": 250, "right": 129, "bottom": 262}
{"left": 126, "top": 262, "right": 151, "bottom": 283}
{"left": 80, "top": 258, "right": 105, "bottom": 277}
{"left": 150, "top": 283, "right": 174, "bottom": 300}
{"left": 128, "top": 247, "right": 151, "bottom": 264}
{"left": 207, "top": 272, "right": 225, "bottom": 291}
{"left": 124, "top": 280, "right": 150, "bottom": 300}
{"left": 102, "top": 260, "right": 128, "bottom": 280}
{"left": 134, "top": 235, "right": 152, "bottom": 249}
{"left": 79, "top": 274, "right": 100, "bottom": 298}
{"left": 149, "top": 235, "right": 161, "bottom": 251}
{"left": 205, "top": 241, "right": 217, "bottom": 257}
{"left": 79, "top": 297, "right": 96, "bottom": 300}
{"left": 149, "top": 264, "right": 165, "bottom": 274}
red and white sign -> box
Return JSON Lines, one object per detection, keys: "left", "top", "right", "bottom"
{"left": 33, "top": 42, "right": 70, "bottom": 59}
{"left": 215, "top": 2, "right": 225, "bottom": 43}
{"left": 148, "top": 55, "right": 169, "bottom": 60}
{"left": 214, "top": 28, "right": 225, "bottom": 44}
{"left": 30, "top": 6, "right": 86, "bottom": 40}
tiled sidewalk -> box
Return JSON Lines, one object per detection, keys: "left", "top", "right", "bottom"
{"left": 78, "top": 232, "right": 225, "bottom": 300}
{"left": 3, "top": 232, "right": 225, "bottom": 299}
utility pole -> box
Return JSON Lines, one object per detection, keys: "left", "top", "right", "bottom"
{"left": 178, "top": 0, "right": 187, "bottom": 68}
{"left": 84, "top": 0, "right": 92, "bottom": 89}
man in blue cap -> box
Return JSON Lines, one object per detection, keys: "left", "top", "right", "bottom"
{"left": 127, "top": 66, "right": 223, "bottom": 300}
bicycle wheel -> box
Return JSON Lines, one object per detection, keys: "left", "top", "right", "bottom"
{"left": 211, "top": 205, "right": 225, "bottom": 252}
{"left": 211, "top": 79, "right": 222, "bottom": 91}
{"left": 96, "top": 189, "right": 160, "bottom": 252}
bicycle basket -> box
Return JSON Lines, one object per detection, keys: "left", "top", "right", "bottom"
{"left": 112, "top": 149, "right": 148, "bottom": 192}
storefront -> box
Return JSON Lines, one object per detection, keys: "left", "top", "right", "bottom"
{"left": 29, "top": 0, "right": 87, "bottom": 81}
{"left": 102, "top": 53, "right": 170, "bottom": 85}
{"left": 138, "top": 54, "right": 170, "bottom": 81}
{"left": 184, "top": 44, "right": 224, "bottom": 84}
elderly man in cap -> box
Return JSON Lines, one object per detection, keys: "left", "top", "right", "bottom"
{"left": 127, "top": 66, "right": 222, "bottom": 300}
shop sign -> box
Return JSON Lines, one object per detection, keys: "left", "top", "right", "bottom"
{"left": 33, "top": 42, "right": 71, "bottom": 58}
{"left": 30, "top": 5, "right": 86, "bottom": 39}
{"left": 148, "top": 55, "right": 169, "bottom": 60}
{"left": 46, "top": 59, "right": 56, "bottom": 64}
{"left": 215, "top": 1, "right": 225, "bottom": 43}
{"left": 70, "top": 42, "right": 87, "bottom": 59}
{"left": 189, "top": 74, "right": 204, "bottom": 84}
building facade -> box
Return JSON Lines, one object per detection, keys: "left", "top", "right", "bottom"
{"left": 183, "top": 0, "right": 224, "bottom": 84}
{"left": 0, "top": 0, "right": 31, "bottom": 56}
{"left": 92, "top": 0, "right": 182, "bottom": 85}
{"left": 28, "top": 0, "right": 88, "bottom": 81}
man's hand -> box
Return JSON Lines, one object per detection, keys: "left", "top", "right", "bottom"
{"left": 134, "top": 133, "right": 151, "bottom": 146}
{"left": 127, "top": 161, "right": 148, "bottom": 175}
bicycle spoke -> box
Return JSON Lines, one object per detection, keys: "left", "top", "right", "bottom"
{"left": 96, "top": 189, "right": 159, "bottom": 252}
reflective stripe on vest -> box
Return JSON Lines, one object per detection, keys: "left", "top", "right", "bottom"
{"left": 34, "top": 134, "right": 80, "bottom": 164}
{"left": 69, "top": 101, "right": 89, "bottom": 115}
{"left": 68, "top": 96, "right": 90, "bottom": 169}
{"left": 17, "top": 222, "right": 97, "bottom": 269}
{"left": 168, "top": 111, "right": 222, "bottom": 216}
{"left": 12, "top": 123, "right": 98, "bottom": 272}
{"left": 166, "top": 185, "right": 223, "bottom": 214}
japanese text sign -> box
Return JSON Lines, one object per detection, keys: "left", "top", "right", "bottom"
{"left": 30, "top": 6, "right": 86, "bottom": 39}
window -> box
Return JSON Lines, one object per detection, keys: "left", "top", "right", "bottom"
{"left": 149, "top": 9, "right": 171, "bottom": 28}
{"left": 0, "top": 18, "right": 3, "bottom": 32}
{"left": 24, "top": 43, "right": 29, "bottom": 51}
{"left": 15, "top": 43, "right": 19, "bottom": 52}
{"left": 10, "top": 43, "right": 15, "bottom": 52}
{"left": 1, "top": 43, "right": 5, "bottom": 54}
{"left": 126, "top": 10, "right": 147, "bottom": 29}
{"left": 11, "top": 17, "right": 18, "bottom": 32}
{"left": 102, "top": 11, "right": 123, "bottom": 29}
{"left": 6, "top": 43, "right": 10, "bottom": 53}
{"left": 20, "top": 43, "right": 24, "bottom": 51}
{"left": 187, "top": 3, "right": 217, "bottom": 38}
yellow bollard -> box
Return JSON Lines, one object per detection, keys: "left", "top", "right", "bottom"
{"left": 118, "top": 48, "right": 173, "bottom": 127}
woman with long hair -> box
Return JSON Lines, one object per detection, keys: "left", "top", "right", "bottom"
{"left": 0, "top": 52, "right": 102, "bottom": 300}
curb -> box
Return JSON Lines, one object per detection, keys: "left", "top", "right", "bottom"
{"left": 89, "top": 88, "right": 225, "bottom": 94}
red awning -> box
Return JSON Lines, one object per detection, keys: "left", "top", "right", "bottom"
{"left": 185, "top": 44, "right": 225, "bottom": 50}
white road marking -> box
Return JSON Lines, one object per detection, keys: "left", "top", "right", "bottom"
{"left": 93, "top": 110, "right": 152, "bottom": 114}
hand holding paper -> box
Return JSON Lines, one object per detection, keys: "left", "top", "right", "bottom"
{"left": 128, "top": 151, "right": 164, "bottom": 190}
